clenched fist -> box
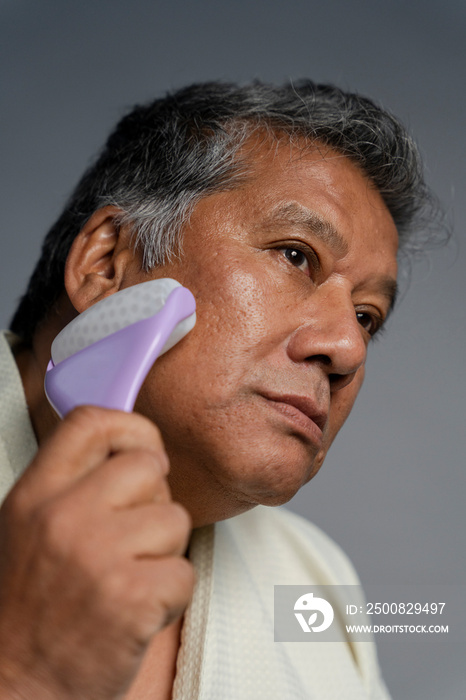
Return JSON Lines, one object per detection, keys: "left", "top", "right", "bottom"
{"left": 0, "top": 406, "right": 194, "bottom": 699}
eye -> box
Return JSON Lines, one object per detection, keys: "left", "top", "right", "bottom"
{"left": 356, "top": 311, "right": 384, "bottom": 338}
{"left": 281, "top": 247, "right": 310, "bottom": 275}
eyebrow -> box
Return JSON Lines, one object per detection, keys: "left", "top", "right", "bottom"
{"left": 265, "top": 201, "right": 399, "bottom": 312}
{"left": 380, "top": 278, "right": 399, "bottom": 315}
{"left": 266, "top": 202, "right": 349, "bottom": 256}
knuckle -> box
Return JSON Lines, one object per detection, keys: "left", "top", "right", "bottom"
{"left": 100, "top": 559, "right": 195, "bottom": 640}
{"left": 101, "top": 569, "right": 160, "bottom": 640}
{"left": 160, "top": 504, "right": 192, "bottom": 553}
{"left": 158, "top": 558, "right": 195, "bottom": 623}
{"left": 66, "top": 404, "right": 105, "bottom": 428}
{"left": 64, "top": 405, "right": 110, "bottom": 444}
{"left": 132, "top": 451, "right": 170, "bottom": 488}
{"left": 169, "top": 502, "right": 192, "bottom": 534}
{"left": 101, "top": 567, "right": 131, "bottom": 607}
{"left": 113, "top": 451, "right": 166, "bottom": 492}
{"left": 32, "top": 499, "right": 73, "bottom": 553}
{"left": 134, "top": 450, "right": 164, "bottom": 476}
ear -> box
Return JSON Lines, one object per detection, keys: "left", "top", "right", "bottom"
{"left": 64, "top": 206, "right": 137, "bottom": 313}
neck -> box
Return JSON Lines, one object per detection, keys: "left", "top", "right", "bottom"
{"left": 13, "top": 298, "right": 77, "bottom": 445}
{"left": 14, "top": 337, "right": 60, "bottom": 445}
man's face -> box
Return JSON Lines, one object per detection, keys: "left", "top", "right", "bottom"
{"left": 131, "top": 141, "right": 399, "bottom": 526}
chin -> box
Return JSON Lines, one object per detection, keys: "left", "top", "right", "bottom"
{"left": 160, "top": 410, "right": 328, "bottom": 524}
{"left": 169, "top": 447, "right": 325, "bottom": 528}
{"left": 225, "top": 449, "right": 322, "bottom": 509}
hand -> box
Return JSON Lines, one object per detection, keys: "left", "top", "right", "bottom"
{"left": 0, "top": 406, "right": 194, "bottom": 699}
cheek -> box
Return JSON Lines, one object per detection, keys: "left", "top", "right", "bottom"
{"left": 327, "top": 366, "right": 366, "bottom": 442}
{"left": 184, "top": 261, "right": 288, "bottom": 368}
{"left": 305, "top": 367, "right": 365, "bottom": 484}
{"left": 137, "top": 270, "right": 267, "bottom": 407}
{"left": 137, "top": 260, "right": 294, "bottom": 438}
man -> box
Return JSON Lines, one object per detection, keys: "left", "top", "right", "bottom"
{"left": 0, "top": 81, "right": 435, "bottom": 699}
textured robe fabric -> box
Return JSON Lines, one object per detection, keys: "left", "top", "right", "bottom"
{"left": 0, "top": 331, "right": 390, "bottom": 699}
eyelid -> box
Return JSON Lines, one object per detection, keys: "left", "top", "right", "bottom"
{"left": 356, "top": 307, "right": 387, "bottom": 339}
{"left": 367, "top": 321, "right": 387, "bottom": 342}
{"left": 275, "top": 240, "right": 321, "bottom": 274}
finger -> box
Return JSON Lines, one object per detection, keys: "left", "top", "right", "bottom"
{"left": 111, "top": 502, "right": 192, "bottom": 559}
{"left": 119, "top": 557, "right": 196, "bottom": 639}
{"left": 17, "top": 407, "right": 168, "bottom": 504}
{"left": 68, "top": 450, "right": 172, "bottom": 510}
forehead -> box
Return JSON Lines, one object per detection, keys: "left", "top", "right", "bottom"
{"left": 190, "top": 137, "right": 399, "bottom": 277}
{"left": 240, "top": 137, "right": 396, "bottom": 231}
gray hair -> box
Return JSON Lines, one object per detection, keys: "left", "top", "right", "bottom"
{"left": 11, "top": 80, "right": 444, "bottom": 342}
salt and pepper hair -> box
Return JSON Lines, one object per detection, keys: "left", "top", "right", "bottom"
{"left": 11, "top": 80, "right": 442, "bottom": 342}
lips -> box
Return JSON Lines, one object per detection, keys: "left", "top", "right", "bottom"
{"left": 260, "top": 392, "right": 328, "bottom": 444}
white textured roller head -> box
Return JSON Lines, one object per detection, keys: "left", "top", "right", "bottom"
{"left": 51, "top": 278, "right": 196, "bottom": 365}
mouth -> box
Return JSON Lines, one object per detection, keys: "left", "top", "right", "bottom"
{"left": 259, "top": 392, "right": 327, "bottom": 447}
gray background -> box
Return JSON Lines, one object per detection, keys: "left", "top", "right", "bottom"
{"left": 1, "top": 1, "right": 464, "bottom": 697}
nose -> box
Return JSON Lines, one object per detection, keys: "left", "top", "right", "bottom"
{"left": 286, "top": 287, "right": 367, "bottom": 392}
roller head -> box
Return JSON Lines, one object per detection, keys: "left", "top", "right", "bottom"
{"left": 45, "top": 278, "right": 196, "bottom": 417}
{"left": 51, "top": 278, "right": 195, "bottom": 365}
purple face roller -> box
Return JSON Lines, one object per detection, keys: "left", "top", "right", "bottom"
{"left": 44, "top": 278, "right": 196, "bottom": 418}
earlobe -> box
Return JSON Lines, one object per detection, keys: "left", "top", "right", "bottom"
{"left": 64, "top": 206, "right": 133, "bottom": 313}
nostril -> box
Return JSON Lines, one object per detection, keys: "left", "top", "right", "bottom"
{"left": 329, "top": 371, "right": 358, "bottom": 392}
{"left": 309, "top": 354, "right": 332, "bottom": 366}
{"left": 328, "top": 373, "right": 342, "bottom": 385}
